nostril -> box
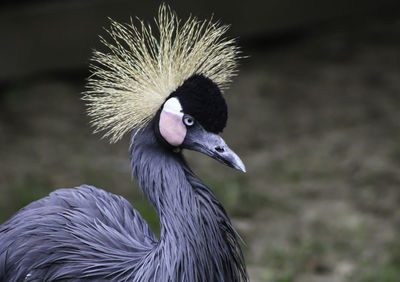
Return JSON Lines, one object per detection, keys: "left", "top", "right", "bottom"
{"left": 215, "top": 146, "right": 225, "bottom": 153}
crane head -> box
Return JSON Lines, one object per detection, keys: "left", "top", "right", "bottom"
{"left": 83, "top": 5, "right": 244, "bottom": 172}
{"left": 157, "top": 74, "right": 246, "bottom": 172}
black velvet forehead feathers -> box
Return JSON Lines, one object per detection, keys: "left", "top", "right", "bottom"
{"left": 167, "top": 74, "right": 228, "bottom": 133}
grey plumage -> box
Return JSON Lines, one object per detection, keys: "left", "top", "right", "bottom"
{"left": 1, "top": 5, "right": 247, "bottom": 280}
{"left": 0, "top": 120, "right": 247, "bottom": 281}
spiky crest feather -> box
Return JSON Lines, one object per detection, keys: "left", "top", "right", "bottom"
{"left": 83, "top": 4, "right": 240, "bottom": 143}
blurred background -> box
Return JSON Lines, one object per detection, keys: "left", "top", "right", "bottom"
{"left": 1, "top": 0, "right": 400, "bottom": 281}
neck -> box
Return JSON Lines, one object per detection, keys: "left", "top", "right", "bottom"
{"left": 129, "top": 122, "right": 247, "bottom": 281}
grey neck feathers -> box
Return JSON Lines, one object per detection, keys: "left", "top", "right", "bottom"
{"left": 129, "top": 121, "right": 247, "bottom": 281}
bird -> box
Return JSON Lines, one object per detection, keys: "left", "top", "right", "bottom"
{"left": 0, "top": 4, "right": 248, "bottom": 281}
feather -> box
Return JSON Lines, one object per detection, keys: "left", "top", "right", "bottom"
{"left": 83, "top": 4, "right": 240, "bottom": 143}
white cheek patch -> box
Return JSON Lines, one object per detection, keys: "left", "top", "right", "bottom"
{"left": 162, "top": 97, "right": 183, "bottom": 115}
{"left": 159, "top": 98, "right": 186, "bottom": 146}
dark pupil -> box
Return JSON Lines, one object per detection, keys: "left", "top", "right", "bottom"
{"left": 187, "top": 118, "right": 192, "bottom": 124}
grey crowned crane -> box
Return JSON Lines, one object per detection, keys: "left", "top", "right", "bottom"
{"left": 0, "top": 4, "right": 248, "bottom": 281}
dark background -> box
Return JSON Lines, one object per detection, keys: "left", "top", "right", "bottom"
{"left": 1, "top": 1, "right": 400, "bottom": 281}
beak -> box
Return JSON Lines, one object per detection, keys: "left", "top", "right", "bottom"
{"left": 182, "top": 125, "right": 246, "bottom": 172}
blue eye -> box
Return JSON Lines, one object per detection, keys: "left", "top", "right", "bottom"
{"left": 183, "top": 115, "right": 195, "bottom": 127}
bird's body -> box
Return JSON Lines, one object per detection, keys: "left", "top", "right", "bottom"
{"left": 0, "top": 121, "right": 246, "bottom": 281}
{"left": 0, "top": 185, "right": 156, "bottom": 281}
{"left": 0, "top": 5, "right": 247, "bottom": 281}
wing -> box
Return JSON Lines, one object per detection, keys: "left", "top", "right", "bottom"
{"left": 0, "top": 185, "right": 157, "bottom": 281}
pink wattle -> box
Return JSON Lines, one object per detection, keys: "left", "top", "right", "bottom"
{"left": 159, "top": 110, "right": 187, "bottom": 146}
